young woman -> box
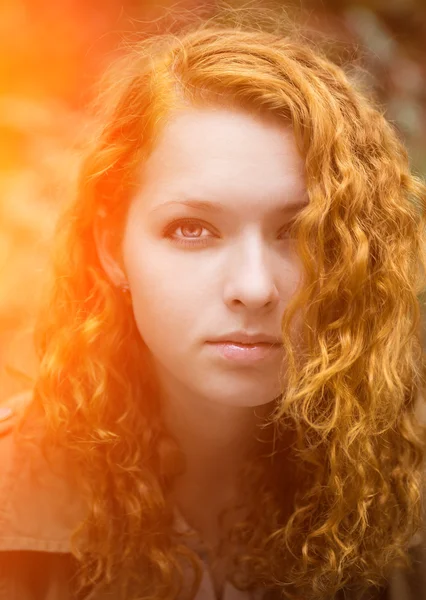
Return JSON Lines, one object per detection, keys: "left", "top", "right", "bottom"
{"left": 1, "top": 8, "right": 426, "bottom": 600}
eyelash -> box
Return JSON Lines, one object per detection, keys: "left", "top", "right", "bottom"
{"left": 162, "top": 218, "right": 294, "bottom": 248}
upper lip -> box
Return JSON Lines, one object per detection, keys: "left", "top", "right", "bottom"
{"left": 209, "top": 331, "right": 283, "bottom": 345}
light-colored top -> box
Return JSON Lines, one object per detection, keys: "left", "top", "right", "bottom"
{"left": 172, "top": 506, "right": 265, "bottom": 600}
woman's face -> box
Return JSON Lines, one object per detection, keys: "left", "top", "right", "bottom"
{"left": 121, "top": 106, "right": 307, "bottom": 408}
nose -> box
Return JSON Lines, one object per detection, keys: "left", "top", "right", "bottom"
{"left": 223, "top": 234, "right": 280, "bottom": 312}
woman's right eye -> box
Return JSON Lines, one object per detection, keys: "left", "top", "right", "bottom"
{"left": 162, "top": 218, "right": 215, "bottom": 247}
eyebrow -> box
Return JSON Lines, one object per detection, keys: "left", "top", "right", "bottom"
{"left": 149, "top": 197, "right": 308, "bottom": 215}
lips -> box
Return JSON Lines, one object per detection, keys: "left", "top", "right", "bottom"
{"left": 209, "top": 332, "right": 282, "bottom": 346}
{"left": 208, "top": 340, "right": 282, "bottom": 363}
{"left": 221, "top": 341, "right": 270, "bottom": 346}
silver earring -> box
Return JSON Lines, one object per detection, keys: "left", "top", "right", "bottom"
{"left": 120, "top": 282, "right": 130, "bottom": 293}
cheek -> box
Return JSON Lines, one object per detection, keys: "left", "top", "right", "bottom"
{"left": 277, "top": 258, "right": 302, "bottom": 303}
{"left": 123, "top": 242, "right": 208, "bottom": 344}
{"left": 130, "top": 258, "right": 206, "bottom": 314}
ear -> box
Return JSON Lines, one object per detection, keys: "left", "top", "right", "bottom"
{"left": 93, "top": 211, "right": 128, "bottom": 288}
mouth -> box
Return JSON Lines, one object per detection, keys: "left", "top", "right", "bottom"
{"left": 206, "top": 341, "right": 283, "bottom": 363}
{"left": 217, "top": 341, "right": 271, "bottom": 346}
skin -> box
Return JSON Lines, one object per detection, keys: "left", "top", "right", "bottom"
{"left": 96, "top": 105, "right": 307, "bottom": 559}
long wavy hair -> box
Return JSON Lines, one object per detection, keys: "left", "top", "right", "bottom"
{"left": 19, "top": 6, "right": 426, "bottom": 600}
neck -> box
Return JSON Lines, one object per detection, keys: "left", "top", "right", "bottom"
{"left": 160, "top": 390, "right": 275, "bottom": 552}
{"left": 160, "top": 385, "right": 275, "bottom": 513}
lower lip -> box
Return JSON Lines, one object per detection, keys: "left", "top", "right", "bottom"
{"left": 207, "top": 342, "right": 282, "bottom": 363}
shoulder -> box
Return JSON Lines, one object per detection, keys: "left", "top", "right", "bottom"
{"left": 0, "top": 549, "right": 79, "bottom": 600}
{"left": 0, "top": 389, "right": 39, "bottom": 487}
{"left": 0, "top": 389, "right": 34, "bottom": 495}
{"left": 0, "top": 390, "right": 87, "bottom": 553}
{"left": 0, "top": 389, "right": 33, "bottom": 436}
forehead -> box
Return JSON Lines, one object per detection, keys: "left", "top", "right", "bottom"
{"left": 136, "top": 106, "right": 307, "bottom": 211}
